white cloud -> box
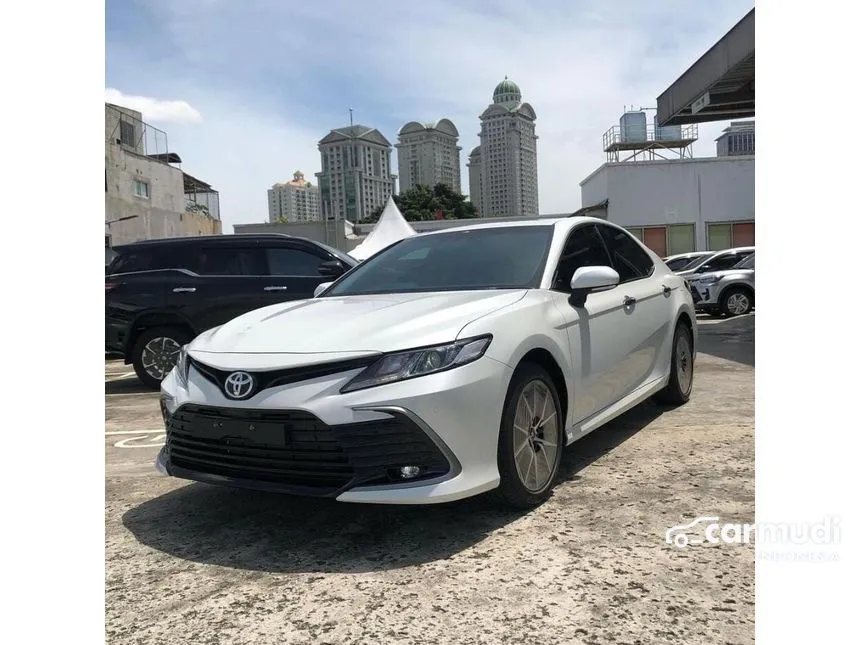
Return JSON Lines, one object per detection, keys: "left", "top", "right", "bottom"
{"left": 105, "top": 88, "right": 203, "bottom": 124}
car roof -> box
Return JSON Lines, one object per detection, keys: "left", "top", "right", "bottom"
{"left": 713, "top": 246, "right": 755, "bottom": 253}
{"left": 112, "top": 233, "right": 301, "bottom": 252}
{"left": 664, "top": 251, "right": 709, "bottom": 260}
{"left": 419, "top": 215, "right": 609, "bottom": 236}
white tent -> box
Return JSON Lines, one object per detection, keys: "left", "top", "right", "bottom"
{"left": 343, "top": 219, "right": 360, "bottom": 239}
{"left": 348, "top": 196, "right": 416, "bottom": 261}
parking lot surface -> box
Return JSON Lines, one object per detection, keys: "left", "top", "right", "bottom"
{"left": 106, "top": 314, "right": 754, "bottom": 645}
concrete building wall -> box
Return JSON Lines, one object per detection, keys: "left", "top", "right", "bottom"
{"left": 579, "top": 156, "right": 754, "bottom": 252}
{"left": 105, "top": 104, "right": 145, "bottom": 155}
{"left": 105, "top": 104, "right": 222, "bottom": 246}
{"left": 233, "top": 221, "right": 363, "bottom": 253}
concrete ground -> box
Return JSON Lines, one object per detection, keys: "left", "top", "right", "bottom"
{"left": 106, "top": 313, "right": 754, "bottom": 645}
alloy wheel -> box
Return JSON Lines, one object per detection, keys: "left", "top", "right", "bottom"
{"left": 512, "top": 380, "right": 560, "bottom": 493}
{"left": 675, "top": 331, "right": 693, "bottom": 396}
{"left": 141, "top": 337, "right": 182, "bottom": 381}
{"left": 726, "top": 292, "right": 751, "bottom": 315}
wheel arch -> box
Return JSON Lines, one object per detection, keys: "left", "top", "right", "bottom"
{"left": 675, "top": 309, "right": 695, "bottom": 353}
{"left": 502, "top": 336, "right": 572, "bottom": 432}
{"left": 720, "top": 281, "right": 755, "bottom": 305}
{"left": 124, "top": 311, "right": 197, "bottom": 363}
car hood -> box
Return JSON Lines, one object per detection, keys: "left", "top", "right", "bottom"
{"left": 190, "top": 290, "right": 528, "bottom": 355}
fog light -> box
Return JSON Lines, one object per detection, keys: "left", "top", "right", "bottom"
{"left": 399, "top": 466, "right": 421, "bottom": 479}
{"left": 160, "top": 393, "right": 178, "bottom": 419}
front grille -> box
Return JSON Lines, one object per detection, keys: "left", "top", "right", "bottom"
{"left": 165, "top": 404, "right": 450, "bottom": 495}
{"left": 190, "top": 357, "right": 376, "bottom": 399}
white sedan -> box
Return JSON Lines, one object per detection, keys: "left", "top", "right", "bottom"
{"left": 157, "top": 217, "right": 696, "bottom": 508}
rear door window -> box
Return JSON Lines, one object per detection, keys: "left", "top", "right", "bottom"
{"left": 109, "top": 245, "right": 194, "bottom": 273}
{"left": 198, "top": 247, "right": 266, "bottom": 276}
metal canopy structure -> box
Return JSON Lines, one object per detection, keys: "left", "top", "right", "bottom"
{"left": 657, "top": 9, "right": 754, "bottom": 126}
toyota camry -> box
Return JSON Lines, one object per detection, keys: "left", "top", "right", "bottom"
{"left": 157, "top": 217, "right": 696, "bottom": 508}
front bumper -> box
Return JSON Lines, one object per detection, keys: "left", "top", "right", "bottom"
{"left": 689, "top": 283, "right": 720, "bottom": 308}
{"left": 158, "top": 353, "right": 513, "bottom": 504}
{"left": 105, "top": 320, "right": 126, "bottom": 355}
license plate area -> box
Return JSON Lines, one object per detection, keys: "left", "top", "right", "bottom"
{"left": 188, "top": 419, "right": 287, "bottom": 447}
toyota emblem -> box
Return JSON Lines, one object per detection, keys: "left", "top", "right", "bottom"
{"left": 224, "top": 371, "right": 255, "bottom": 400}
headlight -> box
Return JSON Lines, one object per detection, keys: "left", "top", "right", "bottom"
{"left": 341, "top": 335, "right": 492, "bottom": 393}
{"left": 174, "top": 344, "right": 190, "bottom": 388}
{"left": 698, "top": 276, "right": 720, "bottom": 285}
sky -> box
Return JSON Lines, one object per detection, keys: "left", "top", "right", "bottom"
{"left": 106, "top": 0, "right": 754, "bottom": 232}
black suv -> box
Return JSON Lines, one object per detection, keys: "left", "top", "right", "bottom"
{"left": 106, "top": 234, "right": 357, "bottom": 388}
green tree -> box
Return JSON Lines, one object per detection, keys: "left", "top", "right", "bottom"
{"left": 363, "top": 183, "right": 477, "bottom": 223}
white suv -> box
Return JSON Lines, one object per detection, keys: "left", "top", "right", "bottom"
{"left": 688, "top": 253, "right": 755, "bottom": 317}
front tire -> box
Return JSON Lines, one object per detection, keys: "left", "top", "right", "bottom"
{"left": 494, "top": 363, "right": 564, "bottom": 509}
{"left": 131, "top": 326, "right": 191, "bottom": 389}
{"left": 653, "top": 323, "right": 694, "bottom": 405}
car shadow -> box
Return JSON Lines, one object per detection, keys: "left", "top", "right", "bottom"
{"left": 121, "top": 400, "right": 666, "bottom": 574}
{"left": 696, "top": 313, "right": 755, "bottom": 366}
{"left": 105, "top": 377, "right": 152, "bottom": 395}
{"left": 556, "top": 400, "right": 666, "bottom": 484}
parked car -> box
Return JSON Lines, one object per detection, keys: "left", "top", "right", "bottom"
{"left": 106, "top": 234, "right": 358, "bottom": 388}
{"left": 157, "top": 217, "right": 697, "bottom": 509}
{"left": 688, "top": 253, "right": 755, "bottom": 317}
{"left": 662, "top": 251, "right": 711, "bottom": 272}
{"left": 675, "top": 246, "right": 755, "bottom": 278}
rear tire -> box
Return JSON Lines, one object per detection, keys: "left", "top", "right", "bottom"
{"left": 494, "top": 363, "right": 564, "bottom": 509}
{"left": 653, "top": 323, "right": 694, "bottom": 406}
{"left": 131, "top": 326, "right": 192, "bottom": 389}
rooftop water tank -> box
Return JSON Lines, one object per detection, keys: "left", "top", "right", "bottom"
{"left": 620, "top": 111, "right": 647, "bottom": 143}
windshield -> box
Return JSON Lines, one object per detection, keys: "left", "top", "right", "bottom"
{"left": 679, "top": 252, "right": 718, "bottom": 273}
{"left": 325, "top": 226, "right": 554, "bottom": 296}
{"left": 665, "top": 256, "right": 699, "bottom": 271}
{"left": 735, "top": 254, "right": 755, "bottom": 269}
{"left": 316, "top": 241, "right": 358, "bottom": 266}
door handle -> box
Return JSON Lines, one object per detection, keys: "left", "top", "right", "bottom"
{"left": 623, "top": 296, "right": 636, "bottom": 308}
{"left": 662, "top": 284, "right": 672, "bottom": 297}
{"left": 172, "top": 287, "right": 196, "bottom": 293}
{"left": 264, "top": 286, "right": 288, "bottom": 291}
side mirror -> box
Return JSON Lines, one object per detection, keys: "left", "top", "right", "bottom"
{"left": 314, "top": 282, "right": 333, "bottom": 298}
{"left": 569, "top": 266, "right": 619, "bottom": 308}
{"left": 318, "top": 260, "right": 346, "bottom": 278}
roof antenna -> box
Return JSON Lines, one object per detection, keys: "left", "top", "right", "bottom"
{"left": 349, "top": 107, "right": 354, "bottom": 128}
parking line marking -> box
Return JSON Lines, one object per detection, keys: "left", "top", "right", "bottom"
{"left": 105, "top": 429, "right": 164, "bottom": 435}
{"left": 105, "top": 371, "right": 136, "bottom": 382}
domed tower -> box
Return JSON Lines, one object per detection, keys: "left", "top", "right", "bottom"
{"left": 473, "top": 77, "right": 539, "bottom": 218}
{"left": 493, "top": 76, "right": 522, "bottom": 105}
